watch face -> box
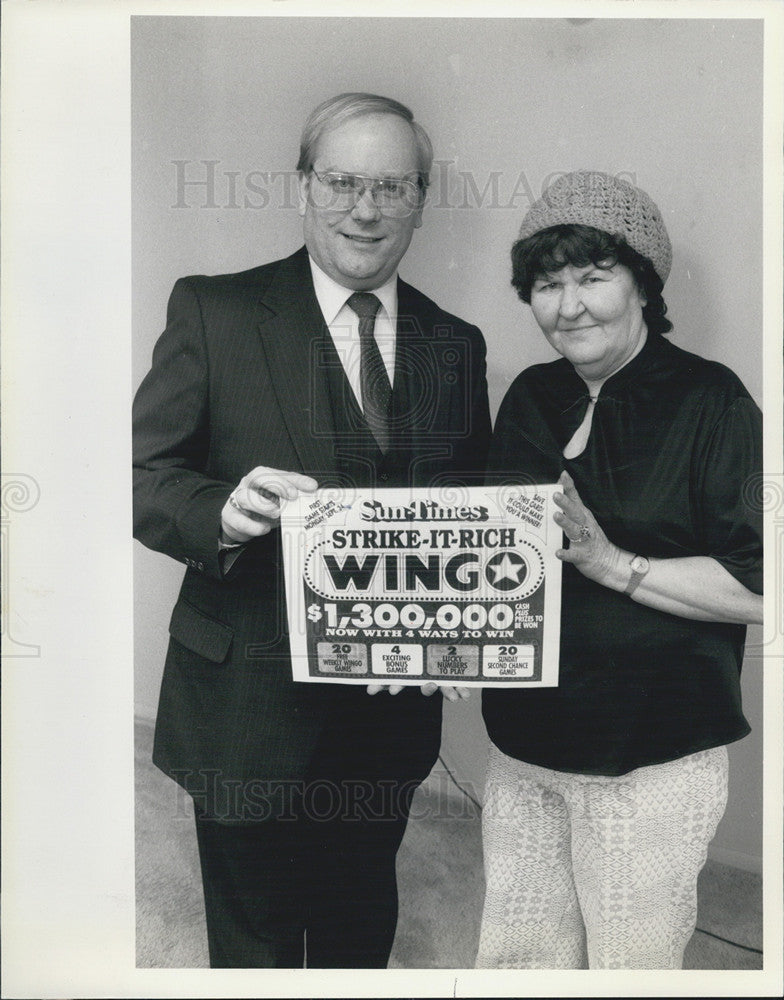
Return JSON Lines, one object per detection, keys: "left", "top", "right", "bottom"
{"left": 630, "top": 555, "right": 649, "bottom": 574}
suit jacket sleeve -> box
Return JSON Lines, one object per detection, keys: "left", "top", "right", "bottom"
{"left": 133, "top": 277, "right": 234, "bottom": 580}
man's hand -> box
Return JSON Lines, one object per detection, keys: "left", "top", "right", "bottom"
{"left": 421, "top": 682, "right": 471, "bottom": 702}
{"left": 221, "top": 466, "right": 318, "bottom": 544}
{"left": 366, "top": 683, "right": 470, "bottom": 702}
{"left": 366, "top": 684, "right": 405, "bottom": 696}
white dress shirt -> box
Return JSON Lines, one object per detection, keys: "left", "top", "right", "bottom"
{"left": 308, "top": 257, "right": 397, "bottom": 407}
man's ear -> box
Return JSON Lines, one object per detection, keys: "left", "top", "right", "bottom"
{"left": 297, "top": 171, "right": 309, "bottom": 218}
{"left": 412, "top": 184, "right": 428, "bottom": 229}
{"left": 412, "top": 190, "right": 426, "bottom": 229}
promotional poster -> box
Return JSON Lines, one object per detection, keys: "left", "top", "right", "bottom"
{"left": 283, "top": 485, "right": 562, "bottom": 687}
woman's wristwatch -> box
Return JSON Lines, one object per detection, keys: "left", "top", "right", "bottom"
{"left": 624, "top": 554, "right": 650, "bottom": 596}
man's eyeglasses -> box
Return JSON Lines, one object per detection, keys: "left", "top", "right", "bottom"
{"left": 308, "top": 170, "right": 424, "bottom": 218}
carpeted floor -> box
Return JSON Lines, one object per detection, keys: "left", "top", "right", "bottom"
{"left": 135, "top": 717, "right": 762, "bottom": 970}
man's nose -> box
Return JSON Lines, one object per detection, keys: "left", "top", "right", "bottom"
{"left": 350, "top": 185, "right": 382, "bottom": 222}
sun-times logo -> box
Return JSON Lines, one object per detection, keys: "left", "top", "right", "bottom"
{"left": 359, "top": 499, "right": 489, "bottom": 523}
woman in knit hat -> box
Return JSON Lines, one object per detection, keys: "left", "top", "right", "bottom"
{"left": 478, "top": 170, "right": 762, "bottom": 969}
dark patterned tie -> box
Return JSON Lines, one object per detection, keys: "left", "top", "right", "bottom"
{"left": 347, "top": 292, "right": 391, "bottom": 453}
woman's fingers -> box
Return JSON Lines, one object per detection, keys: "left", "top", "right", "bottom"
{"left": 555, "top": 471, "right": 596, "bottom": 541}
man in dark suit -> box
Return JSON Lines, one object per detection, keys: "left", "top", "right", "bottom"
{"left": 133, "top": 92, "right": 491, "bottom": 968}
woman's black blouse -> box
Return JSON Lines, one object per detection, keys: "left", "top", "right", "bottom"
{"left": 482, "top": 334, "right": 763, "bottom": 776}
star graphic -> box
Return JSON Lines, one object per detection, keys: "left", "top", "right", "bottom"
{"left": 488, "top": 552, "right": 525, "bottom": 585}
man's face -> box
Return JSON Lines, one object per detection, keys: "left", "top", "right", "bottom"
{"left": 298, "top": 113, "right": 424, "bottom": 290}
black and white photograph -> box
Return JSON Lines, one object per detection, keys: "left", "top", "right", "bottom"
{"left": 2, "top": 2, "right": 783, "bottom": 997}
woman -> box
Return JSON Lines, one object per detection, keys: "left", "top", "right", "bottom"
{"left": 478, "top": 170, "right": 763, "bottom": 970}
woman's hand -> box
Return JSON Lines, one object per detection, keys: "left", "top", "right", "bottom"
{"left": 552, "top": 471, "right": 762, "bottom": 624}
{"left": 553, "top": 470, "right": 623, "bottom": 587}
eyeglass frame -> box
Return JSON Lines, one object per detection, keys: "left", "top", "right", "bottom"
{"left": 307, "top": 168, "right": 428, "bottom": 217}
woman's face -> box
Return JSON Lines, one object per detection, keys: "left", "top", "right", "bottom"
{"left": 530, "top": 261, "right": 647, "bottom": 381}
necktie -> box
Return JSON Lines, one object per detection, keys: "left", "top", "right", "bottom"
{"left": 347, "top": 292, "right": 391, "bottom": 453}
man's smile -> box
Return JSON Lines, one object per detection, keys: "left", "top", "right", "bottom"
{"left": 342, "top": 233, "right": 384, "bottom": 243}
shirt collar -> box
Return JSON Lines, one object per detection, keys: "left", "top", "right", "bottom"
{"left": 308, "top": 256, "right": 398, "bottom": 325}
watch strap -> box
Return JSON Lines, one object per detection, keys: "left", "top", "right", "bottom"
{"left": 624, "top": 555, "right": 650, "bottom": 596}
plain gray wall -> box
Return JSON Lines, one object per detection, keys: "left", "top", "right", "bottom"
{"left": 132, "top": 16, "right": 764, "bottom": 867}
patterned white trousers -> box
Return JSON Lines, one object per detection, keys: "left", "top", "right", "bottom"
{"left": 476, "top": 743, "right": 728, "bottom": 969}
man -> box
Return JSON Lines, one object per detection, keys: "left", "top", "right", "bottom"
{"left": 133, "top": 92, "right": 491, "bottom": 968}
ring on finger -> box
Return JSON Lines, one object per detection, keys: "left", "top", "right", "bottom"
{"left": 577, "top": 523, "right": 591, "bottom": 541}
{"left": 228, "top": 493, "right": 242, "bottom": 513}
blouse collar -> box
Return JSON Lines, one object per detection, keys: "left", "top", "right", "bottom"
{"left": 558, "top": 332, "right": 669, "bottom": 404}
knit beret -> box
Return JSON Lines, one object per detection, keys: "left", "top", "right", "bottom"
{"left": 517, "top": 170, "right": 672, "bottom": 283}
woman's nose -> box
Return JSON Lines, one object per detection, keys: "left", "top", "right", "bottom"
{"left": 558, "top": 284, "right": 584, "bottom": 319}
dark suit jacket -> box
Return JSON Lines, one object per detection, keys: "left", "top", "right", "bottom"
{"left": 133, "top": 246, "right": 491, "bottom": 819}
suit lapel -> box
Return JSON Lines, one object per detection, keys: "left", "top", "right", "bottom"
{"left": 395, "top": 279, "right": 451, "bottom": 459}
{"left": 255, "top": 248, "right": 339, "bottom": 476}
{"left": 256, "top": 259, "right": 452, "bottom": 476}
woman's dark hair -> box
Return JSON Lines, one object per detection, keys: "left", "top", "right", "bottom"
{"left": 511, "top": 223, "right": 673, "bottom": 336}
